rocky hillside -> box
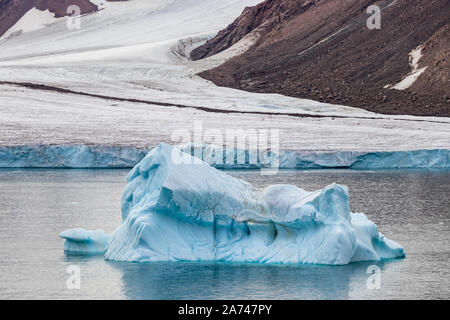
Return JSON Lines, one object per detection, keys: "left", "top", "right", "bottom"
{"left": 191, "top": 0, "right": 315, "bottom": 60}
{"left": 0, "top": 0, "right": 98, "bottom": 37}
{"left": 193, "top": 0, "right": 450, "bottom": 116}
{"left": 413, "top": 24, "right": 449, "bottom": 98}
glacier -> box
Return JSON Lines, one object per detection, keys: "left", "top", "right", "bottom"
{"left": 61, "top": 143, "right": 405, "bottom": 265}
{"left": 0, "top": 0, "right": 449, "bottom": 170}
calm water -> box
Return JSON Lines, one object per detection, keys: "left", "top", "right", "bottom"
{"left": 0, "top": 169, "right": 449, "bottom": 300}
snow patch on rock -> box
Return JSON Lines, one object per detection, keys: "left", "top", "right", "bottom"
{"left": 391, "top": 45, "right": 428, "bottom": 90}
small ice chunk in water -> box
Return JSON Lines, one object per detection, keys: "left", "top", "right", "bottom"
{"left": 60, "top": 228, "right": 110, "bottom": 255}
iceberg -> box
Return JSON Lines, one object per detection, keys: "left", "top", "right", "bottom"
{"left": 60, "top": 143, "right": 404, "bottom": 265}
{"left": 60, "top": 228, "right": 110, "bottom": 255}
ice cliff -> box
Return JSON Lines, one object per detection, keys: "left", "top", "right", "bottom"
{"left": 0, "top": 145, "right": 148, "bottom": 168}
{"left": 62, "top": 143, "right": 405, "bottom": 265}
{"left": 180, "top": 143, "right": 450, "bottom": 170}
{"left": 1, "top": 144, "right": 449, "bottom": 169}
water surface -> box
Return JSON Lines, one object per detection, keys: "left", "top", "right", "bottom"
{"left": 0, "top": 169, "right": 448, "bottom": 299}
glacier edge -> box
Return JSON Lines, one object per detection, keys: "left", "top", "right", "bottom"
{"left": 1, "top": 144, "right": 449, "bottom": 169}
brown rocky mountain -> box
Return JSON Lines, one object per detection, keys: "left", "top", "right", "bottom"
{"left": 193, "top": 0, "right": 450, "bottom": 117}
{"left": 0, "top": 0, "right": 99, "bottom": 38}
{"left": 191, "top": 0, "right": 316, "bottom": 60}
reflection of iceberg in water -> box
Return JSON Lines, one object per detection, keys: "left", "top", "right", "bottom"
{"left": 109, "top": 260, "right": 393, "bottom": 299}
{"left": 62, "top": 143, "right": 405, "bottom": 265}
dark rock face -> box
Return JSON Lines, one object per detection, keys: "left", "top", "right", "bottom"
{"left": 190, "top": 0, "right": 315, "bottom": 60}
{"left": 194, "top": 0, "right": 450, "bottom": 117}
{"left": 0, "top": 0, "right": 98, "bottom": 37}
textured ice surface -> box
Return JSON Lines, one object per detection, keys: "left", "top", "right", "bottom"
{"left": 392, "top": 46, "right": 428, "bottom": 90}
{"left": 60, "top": 228, "right": 110, "bottom": 255}
{"left": 97, "top": 143, "right": 405, "bottom": 265}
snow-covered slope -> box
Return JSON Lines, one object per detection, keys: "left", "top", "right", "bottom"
{"left": 0, "top": 0, "right": 448, "bottom": 167}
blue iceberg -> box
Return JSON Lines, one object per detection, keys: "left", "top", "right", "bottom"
{"left": 62, "top": 143, "right": 405, "bottom": 265}
{"left": 60, "top": 228, "right": 110, "bottom": 255}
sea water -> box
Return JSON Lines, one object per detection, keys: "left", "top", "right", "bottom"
{"left": 0, "top": 169, "right": 448, "bottom": 299}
